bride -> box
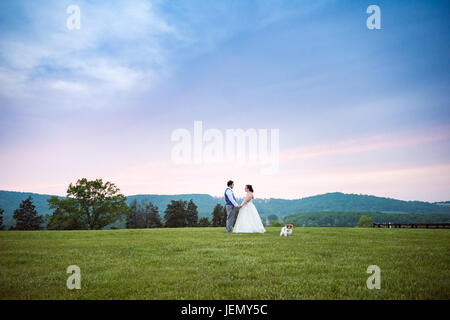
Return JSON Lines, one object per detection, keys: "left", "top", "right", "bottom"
{"left": 233, "top": 184, "right": 266, "bottom": 233}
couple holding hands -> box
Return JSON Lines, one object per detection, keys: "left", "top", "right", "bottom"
{"left": 224, "top": 180, "right": 266, "bottom": 234}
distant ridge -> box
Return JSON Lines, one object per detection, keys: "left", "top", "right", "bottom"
{"left": 0, "top": 190, "right": 449, "bottom": 228}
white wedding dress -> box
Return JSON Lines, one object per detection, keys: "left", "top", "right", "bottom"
{"left": 233, "top": 199, "right": 266, "bottom": 233}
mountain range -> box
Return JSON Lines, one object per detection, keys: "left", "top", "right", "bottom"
{"left": 1, "top": 190, "right": 449, "bottom": 229}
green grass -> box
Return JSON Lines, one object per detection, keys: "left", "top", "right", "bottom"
{"left": 0, "top": 227, "right": 449, "bottom": 299}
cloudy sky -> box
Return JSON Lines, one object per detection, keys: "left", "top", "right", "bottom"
{"left": 0, "top": 0, "right": 449, "bottom": 201}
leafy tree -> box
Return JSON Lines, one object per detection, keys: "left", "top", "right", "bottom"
{"left": 271, "top": 220, "right": 282, "bottom": 227}
{"left": 47, "top": 195, "right": 88, "bottom": 230}
{"left": 164, "top": 200, "right": 188, "bottom": 228}
{"left": 198, "top": 217, "right": 210, "bottom": 227}
{"left": 186, "top": 199, "right": 199, "bottom": 227}
{"left": 13, "top": 196, "right": 43, "bottom": 230}
{"left": 48, "top": 178, "right": 128, "bottom": 230}
{"left": 47, "top": 207, "right": 86, "bottom": 230}
{"left": 211, "top": 204, "right": 227, "bottom": 227}
{"left": 0, "top": 208, "right": 4, "bottom": 230}
{"left": 356, "top": 215, "right": 374, "bottom": 228}
{"left": 145, "top": 202, "right": 162, "bottom": 228}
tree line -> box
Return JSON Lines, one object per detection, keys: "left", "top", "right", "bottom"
{"left": 283, "top": 211, "right": 450, "bottom": 227}
{"left": 9, "top": 178, "right": 447, "bottom": 231}
{"left": 125, "top": 199, "right": 232, "bottom": 229}
{"left": 3, "top": 179, "right": 449, "bottom": 231}
{"left": 0, "top": 178, "right": 237, "bottom": 230}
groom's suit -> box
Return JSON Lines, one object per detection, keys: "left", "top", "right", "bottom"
{"left": 224, "top": 187, "right": 239, "bottom": 233}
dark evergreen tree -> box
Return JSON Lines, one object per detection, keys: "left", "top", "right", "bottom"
{"left": 0, "top": 208, "right": 4, "bottom": 230}
{"left": 134, "top": 201, "right": 147, "bottom": 228}
{"left": 186, "top": 199, "right": 199, "bottom": 227}
{"left": 126, "top": 200, "right": 139, "bottom": 229}
{"left": 198, "top": 217, "right": 210, "bottom": 227}
{"left": 211, "top": 204, "right": 226, "bottom": 227}
{"left": 145, "top": 202, "right": 162, "bottom": 228}
{"left": 126, "top": 200, "right": 162, "bottom": 229}
{"left": 13, "top": 196, "right": 43, "bottom": 230}
{"left": 164, "top": 200, "right": 188, "bottom": 228}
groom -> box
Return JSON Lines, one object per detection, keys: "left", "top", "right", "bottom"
{"left": 224, "top": 180, "right": 241, "bottom": 233}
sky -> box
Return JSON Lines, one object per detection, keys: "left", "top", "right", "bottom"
{"left": 0, "top": 0, "right": 449, "bottom": 201}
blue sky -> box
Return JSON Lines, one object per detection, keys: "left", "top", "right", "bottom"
{"left": 0, "top": 0, "right": 449, "bottom": 201}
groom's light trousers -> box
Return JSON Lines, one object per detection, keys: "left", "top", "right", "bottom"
{"left": 225, "top": 205, "right": 235, "bottom": 233}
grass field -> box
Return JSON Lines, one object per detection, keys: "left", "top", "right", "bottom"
{"left": 0, "top": 227, "right": 449, "bottom": 299}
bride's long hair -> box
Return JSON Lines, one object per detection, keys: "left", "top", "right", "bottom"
{"left": 246, "top": 184, "right": 254, "bottom": 192}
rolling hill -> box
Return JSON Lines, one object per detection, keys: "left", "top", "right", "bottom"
{"left": 1, "top": 190, "right": 449, "bottom": 228}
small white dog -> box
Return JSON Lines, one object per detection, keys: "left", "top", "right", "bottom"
{"left": 280, "top": 224, "right": 293, "bottom": 237}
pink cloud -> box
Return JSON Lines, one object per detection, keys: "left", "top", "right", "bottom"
{"left": 281, "top": 125, "right": 450, "bottom": 162}
{"left": 1, "top": 126, "right": 449, "bottom": 202}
